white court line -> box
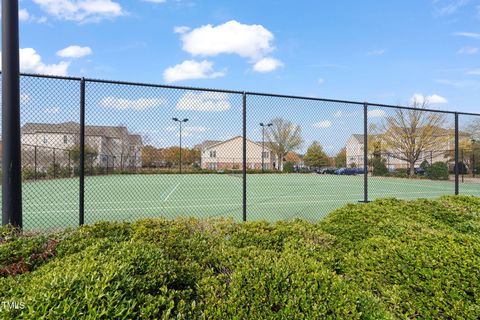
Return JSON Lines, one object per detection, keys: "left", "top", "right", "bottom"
{"left": 163, "top": 181, "right": 181, "bottom": 202}
{"left": 24, "top": 192, "right": 476, "bottom": 215}
{"left": 22, "top": 189, "right": 459, "bottom": 208}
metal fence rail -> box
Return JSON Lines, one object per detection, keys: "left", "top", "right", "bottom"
{"left": 2, "top": 73, "right": 479, "bottom": 229}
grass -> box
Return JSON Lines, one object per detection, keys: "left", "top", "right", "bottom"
{"left": 0, "top": 195, "right": 479, "bottom": 319}
{"left": 7, "top": 173, "right": 480, "bottom": 229}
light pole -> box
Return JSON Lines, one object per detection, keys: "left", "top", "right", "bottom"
{"left": 472, "top": 139, "right": 477, "bottom": 178}
{"left": 172, "top": 118, "right": 188, "bottom": 174}
{"left": 259, "top": 123, "right": 273, "bottom": 172}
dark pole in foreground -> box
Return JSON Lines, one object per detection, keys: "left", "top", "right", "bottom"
{"left": 79, "top": 78, "right": 85, "bottom": 225}
{"left": 242, "top": 93, "right": 247, "bottom": 222}
{"left": 454, "top": 113, "right": 459, "bottom": 195}
{"left": 260, "top": 122, "right": 272, "bottom": 172}
{"left": 2, "top": 0, "right": 22, "bottom": 227}
{"left": 172, "top": 118, "right": 188, "bottom": 174}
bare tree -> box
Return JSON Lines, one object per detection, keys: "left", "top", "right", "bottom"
{"left": 265, "top": 117, "right": 303, "bottom": 171}
{"left": 379, "top": 99, "right": 449, "bottom": 175}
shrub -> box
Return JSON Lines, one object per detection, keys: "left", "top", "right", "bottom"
{"left": 283, "top": 161, "right": 295, "bottom": 173}
{"left": 420, "top": 159, "right": 430, "bottom": 171}
{"left": 371, "top": 157, "right": 388, "bottom": 176}
{"left": 427, "top": 161, "right": 449, "bottom": 180}
{"left": 1, "top": 197, "right": 480, "bottom": 319}
{"left": 21, "top": 167, "right": 36, "bottom": 181}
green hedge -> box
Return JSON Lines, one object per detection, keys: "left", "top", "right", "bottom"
{"left": 1, "top": 196, "right": 480, "bottom": 318}
{"left": 427, "top": 162, "right": 449, "bottom": 180}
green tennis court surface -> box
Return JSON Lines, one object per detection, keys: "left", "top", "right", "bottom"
{"left": 14, "top": 173, "right": 480, "bottom": 229}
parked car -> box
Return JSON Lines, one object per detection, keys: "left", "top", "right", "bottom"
{"left": 317, "top": 167, "right": 337, "bottom": 174}
{"left": 414, "top": 167, "right": 426, "bottom": 175}
{"left": 355, "top": 167, "right": 365, "bottom": 174}
{"left": 334, "top": 168, "right": 358, "bottom": 175}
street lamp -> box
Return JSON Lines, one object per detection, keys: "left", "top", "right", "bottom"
{"left": 172, "top": 118, "right": 188, "bottom": 174}
{"left": 472, "top": 139, "right": 477, "bottom": 178}
{"left": 260, "top": 123, "right": 273, "bottom": 172}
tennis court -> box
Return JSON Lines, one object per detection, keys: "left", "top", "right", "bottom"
{"left": 16, "top": 173, "right": 480, "bottom": 229}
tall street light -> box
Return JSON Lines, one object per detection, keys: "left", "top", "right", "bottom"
{"left": 472, "top": 139, "right": 477, "bottom": 178}
{"left": 172, "top": 118, "right": 188, "bottom": 174}
{"left": 260, "top": 123, "right": 273, "bottom": 172}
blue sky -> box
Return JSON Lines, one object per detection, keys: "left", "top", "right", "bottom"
{"left": 7, "top": 0, "right": 480, "bottom": 152}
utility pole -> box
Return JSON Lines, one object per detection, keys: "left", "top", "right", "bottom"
{"left": 259, "top": 122, "right": 272, "bottom": 172}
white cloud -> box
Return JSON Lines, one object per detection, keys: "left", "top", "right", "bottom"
{"left": 333, "top": 110, "right": 357, "bottom": 118}
{"left": 410, "top": 93, "right": 448, "bottom": 105}
{"left": 367, "top": 109, "right": 387, "bottom": 118}
{"left": 44, "top": 107, "right": 60, "bottom": 114}
{"left": 433, "top": 0, "right": 471, "bottom": 15}
{"left": 252, "top": 57, "right": 284, "bottom": 73}
{"left": 453, "top": 32, "right": 480, "bottom": 39}
{"left": 100, "top": 96, "right": 166, "bottom": 110}
{"left": 174, "top": 26, "right": 191, "bottom": 34}
{"left": 56, "top": 45, "right": 93, "bottom": 58}
{"left": 435, "top": 78, "right": 480, "bottom": 87}
{"left": 458, "top": 46, "right": 478, "bottom": 54}
{"left": 32, "top": 0, "right": 125, "bottom": 23}
{"left": 19, "top": 9, "right": 30, "bottom": 21}
{"left": 176, "top": 91, "right": 231, "bottom": 112}
{"left": 163, "top": 60, "right": 225, "bottom": 83}
{"left": 180, "top": 20, "right": 275, "bottom": 60}
{"left": 368, "top": 49, "right": 386, "bottom": 56}
{"left": 1, "top": 48, "right": 70, "bottom": 76}
{"left": 467, "top": 69, "right": 480, "bottom": 75}
{"left": 165, "top": 125, "right": 209, "bottom": 137}
{"left": 313, "top": 120, "right": 332, "bottom": 128}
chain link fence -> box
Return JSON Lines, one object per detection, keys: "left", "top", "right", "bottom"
{"left": 2, "top": 73, "right": 479, "bottom": 229}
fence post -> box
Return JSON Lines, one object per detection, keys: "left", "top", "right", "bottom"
{"left": 461, "top": 149, "right": 464, "bottom": 183}
{"left": 79, "top": 78, "right": 85, "bottom": 225}
{"left": 454, "top": 112, "right": 459, "bottom": 195}
{"left": 68, "top": 150, "right": 71, "bottom": 177}
{"left": 360, "top": 103, "right": 369, "bottom": 203}
{"left": 2, "top": 0, "right": 22, "bottom": 228}
{"left": 242, "top": 92, "right": 247, "bottom": 222}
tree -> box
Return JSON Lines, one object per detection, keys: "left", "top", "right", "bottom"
{"left": 334, "top": 148, "right": 347, "bottom": 167}
{"left": 141, "top": 145, "right": 163, "bottom": 167}
{"left": 70, "top": 144, "right": 98, "bottom": 174}
{"left": 163, "top": 146, "right": 199, "bottom": 168}
{"left": 285, "top": 152, "right": 302, "bottom": 164}
{"left": 303, "top": 141, "right": 329, "bottom": 168}
{"left": 265, "top": 118, "right": 303, "bottom": 171}
{"left": 70, "top": 144, "right": 98, "bottom": 165}
{"left": 379, "top": 99, "right": 449, "bottom": 176}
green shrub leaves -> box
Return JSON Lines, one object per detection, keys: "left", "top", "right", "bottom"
{"left": 1, "top": 196, "right": 479, "bottom": 319}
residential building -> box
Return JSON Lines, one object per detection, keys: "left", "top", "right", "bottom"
{"left": 199, "top": 136, "right": 276, "bottom": 170}
{"left": 21, "top": 122, "right": 143, "bottom": 170}
{"left": 345, "top": 133, "right": 453, "bottom": 169}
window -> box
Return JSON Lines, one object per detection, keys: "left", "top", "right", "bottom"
{"left": 208, "top": 163, "right": 217, "bottom": 170}
{"left": 63, "top": 135, "right": 68, "bottom": 144}
{"left": 262, "top": 151, "right": 269, "bottom": 159}
{"left": 210, "top": 150, "right": 216, "bottom": 158}
{"left": 43, "top": 136, "right": 48, "bottom": 144}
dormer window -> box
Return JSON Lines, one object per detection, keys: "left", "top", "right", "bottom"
{"left": 210, "top": 150, "right": 216, "bottom": 158}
